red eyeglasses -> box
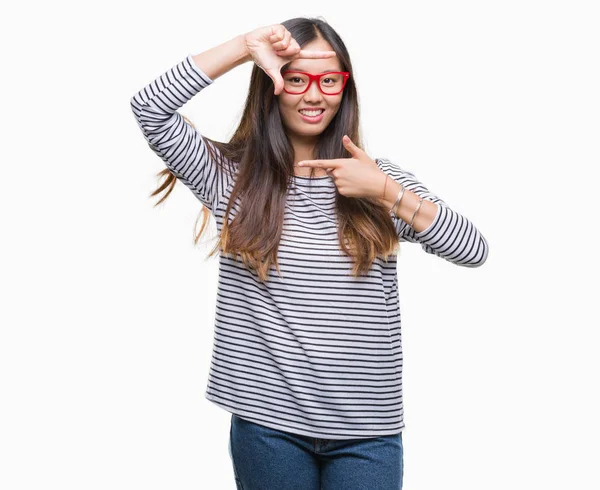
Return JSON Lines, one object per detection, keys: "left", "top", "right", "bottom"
{"left": 281, "top": 70, "right": 351, "bottom": 95}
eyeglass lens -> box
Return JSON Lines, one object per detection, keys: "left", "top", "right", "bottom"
{"left": 283, "top": 72, "right": 345, "bottom": 94}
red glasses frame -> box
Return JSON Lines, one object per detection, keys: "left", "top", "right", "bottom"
{"left": 281, "top": 70, "right": 351, "bottom": 95}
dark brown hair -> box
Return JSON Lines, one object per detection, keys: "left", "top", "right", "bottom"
{"left": 151, "top": 16, "right": 400, "bottom": 282}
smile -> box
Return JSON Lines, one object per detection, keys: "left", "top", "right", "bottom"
{"left": 299, "top": 109, "right": 325, "bottom": 123}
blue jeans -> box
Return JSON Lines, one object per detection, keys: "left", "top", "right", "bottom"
{"left": 228, "top": 414, "right": 404, "bottom": 489}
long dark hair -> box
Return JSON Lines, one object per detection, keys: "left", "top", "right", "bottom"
{"left": 151, "top": 16, "right": 400, "bottom": 282}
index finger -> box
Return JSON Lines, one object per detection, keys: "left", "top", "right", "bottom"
{"left": 297, "top": 159, "right": 343, "bottom": 168}
{"left": 296, "top": 50, "right": 337, "bottom": 59}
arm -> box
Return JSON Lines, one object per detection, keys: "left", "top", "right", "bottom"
{"left": 129, "top": 34, "right": 250, "bottom": 213}
{"left": 376, "top": 158, "right": 489, "bottom": 267}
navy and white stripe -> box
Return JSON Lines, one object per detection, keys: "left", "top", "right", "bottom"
{"left": 130, "top": 54, "right": 233, "bottom": 213}
{"left": 377, "top": 159, "right": 489, "bottom": 266}
{"left": 131, "top": 54, "right": 489, "bottom": 440}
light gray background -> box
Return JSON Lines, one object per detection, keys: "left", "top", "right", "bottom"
{"left": 2, "top": 1, "right": 598, "bottom": 489}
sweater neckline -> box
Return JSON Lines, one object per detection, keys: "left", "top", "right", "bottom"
{"left": 294, "top": 175, "right": 331, "bottom": 180}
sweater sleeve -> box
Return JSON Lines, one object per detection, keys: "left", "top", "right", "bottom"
{"left": 376, "top": 158, "right": 489, "bottom": 267}
{"left": 130, "top": 54, "right": 234, "bottom": 214}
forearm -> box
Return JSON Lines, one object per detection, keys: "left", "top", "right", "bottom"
{"left": 192, "top": 34, "right": 251, "bottom": 81}
{"left": 377, "top": 178, "right": 439, "bottom": 233}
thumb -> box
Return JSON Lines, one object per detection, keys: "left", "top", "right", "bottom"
{"left": 267, "top": 70, "right": 284, "bottom": 95}
{"left": 342, "top": 134, "right": 362, "bottom": 156}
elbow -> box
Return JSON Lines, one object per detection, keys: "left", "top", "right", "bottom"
{"left": 130, "top": 94, "right": 150, "bottom": 138}
{"left": 465, "top": 256, "right": 487, "bottom": 268}
{"left": 130, "top": 92, "right": 149, "bottom": 127}
{"left": 130, "top": 94, "right": 141, "bottom": 121}
{"left": 463, "top": 237, "right": 489, "bottom": 268}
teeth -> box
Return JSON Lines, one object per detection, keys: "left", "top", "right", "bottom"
{"left": 300, "top": 109, "right": 324, "bottom": 116}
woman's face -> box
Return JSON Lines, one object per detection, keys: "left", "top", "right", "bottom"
{"left": 277, "top": 38, "right": 344, "bottom": 143}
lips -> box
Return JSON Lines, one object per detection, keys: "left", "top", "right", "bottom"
{"left": 298, "top": 110, "right": 325, "bottom": 123}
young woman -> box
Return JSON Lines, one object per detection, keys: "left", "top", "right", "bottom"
{"left": 130, "top": 17, "right": 488, "bottom": 490}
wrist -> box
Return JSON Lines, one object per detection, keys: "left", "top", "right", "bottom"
{"left": 191, "top": 34, "right": 251, "bottom": 81}
{"left": 236, "top": 34, "right": 252, "bottom": 64}
{"left": 376, "top": 175, "right": 402, "bottom": 210}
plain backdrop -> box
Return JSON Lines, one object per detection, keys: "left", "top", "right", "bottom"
{"left": 2, "top": 1, "right": 599, "bottom": 489}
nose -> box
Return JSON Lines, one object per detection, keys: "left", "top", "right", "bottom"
{"left": 303, "top": 79, "right": 324, "bottom": 101}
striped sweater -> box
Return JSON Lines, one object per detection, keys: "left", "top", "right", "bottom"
{"left": 130, "top": 53, "right": 489, "bottom": 440}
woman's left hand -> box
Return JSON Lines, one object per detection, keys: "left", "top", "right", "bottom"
{"left": 297, "top": 135, "right": 387, "bottom": 199}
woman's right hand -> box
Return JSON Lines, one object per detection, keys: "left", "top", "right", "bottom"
{"left": 244, "top": 24, "right": 337, "bottom": 96}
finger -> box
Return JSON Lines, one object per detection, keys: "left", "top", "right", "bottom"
{"left": 342, "top": 134, "right": 363, "bottom": 157}
{"left": 297, "top": 49, "right": 337, "bottom": 59}
{"left": 269, "top": 25, "right": 284, "bottom": 40}
{"left": 275, "top": 39, "right": 302, "bottom": 58}
{"left": 271, "top": 30, "right": 292, "bottom": 51}
{"left": 297, "top": 159, "right": 342, "bottom": 168}
{"left": 267, "top": 70, "right": 285, "bottom": 96}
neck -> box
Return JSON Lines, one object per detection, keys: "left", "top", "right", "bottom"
{"left": 290, "top": 135, "right": 327, "bottom": 176}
